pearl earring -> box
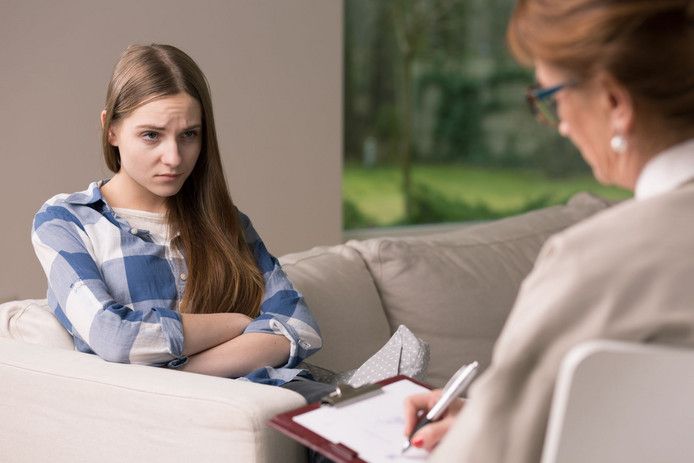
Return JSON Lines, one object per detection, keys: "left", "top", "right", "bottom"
{"left": 610, "top": 134, "right": 627, "bottom": 154}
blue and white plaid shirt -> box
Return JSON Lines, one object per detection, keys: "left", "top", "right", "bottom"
{"left": 32, "top": 181, "right": 322, "bottom": 385}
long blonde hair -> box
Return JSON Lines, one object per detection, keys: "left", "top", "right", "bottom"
{"left": 102, "top": 44, "right": 264, "bottom": 317}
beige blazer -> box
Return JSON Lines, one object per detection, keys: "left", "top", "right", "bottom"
{"left": 431, "top": 180, "right": 694, "bottom": 463}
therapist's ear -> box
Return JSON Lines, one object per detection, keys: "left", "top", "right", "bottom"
{"left": 101, "top": 110, "right": 118, "bottom": 146}
{"left": 596, "top": 71, "right": 635, "bottom": 136}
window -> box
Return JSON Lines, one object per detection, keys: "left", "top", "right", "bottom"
{"left": 343, "top": 0, "right": 630, "bottom": 230}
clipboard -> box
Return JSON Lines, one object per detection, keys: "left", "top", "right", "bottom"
{"left": 269, "top": 375, "right": 432, "bottom": 463}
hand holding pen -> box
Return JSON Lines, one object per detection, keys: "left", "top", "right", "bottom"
{"left": 402, "top": 361, "right": 479, "bottom": 453}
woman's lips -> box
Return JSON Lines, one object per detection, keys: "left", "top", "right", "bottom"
{"left": 156, "top": 173, "right": 182, "bottom": 181}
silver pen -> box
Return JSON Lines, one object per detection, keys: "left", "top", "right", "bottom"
{"left": 402, "top": 361, "right": 479, "bottom": 453}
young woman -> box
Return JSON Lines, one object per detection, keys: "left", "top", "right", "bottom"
{"left": 32, "top": 44, "right": 325, "bottom": 392}
{"left": 404, "top": 1, "right": 694, "bottom": 461}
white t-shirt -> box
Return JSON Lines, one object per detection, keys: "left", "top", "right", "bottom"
{"left": 112, "top": 207, "right": 171, "bottom": 245}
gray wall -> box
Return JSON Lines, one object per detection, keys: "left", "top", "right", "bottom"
{"left": 0, "top": 0, "right": 343, "bottom": 302}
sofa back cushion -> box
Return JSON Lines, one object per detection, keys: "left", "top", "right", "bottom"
{"left": 349, "top": 193, "right": 612, "bottom": 387}
{"left": 0, "top": 298, "right": 74, "bottom": 349}
{"left": 280, "top": 244, "right": 391, "bottom": 373}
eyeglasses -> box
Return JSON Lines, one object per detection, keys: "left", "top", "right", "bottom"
{"left": 526, "top": 81, "right": 576, "bottom": 127}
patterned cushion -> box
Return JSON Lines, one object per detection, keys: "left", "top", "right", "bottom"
{"left": 300, "top": 325, "right": 429, "bottom": 387}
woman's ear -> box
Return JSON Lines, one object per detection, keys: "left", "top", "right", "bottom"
{"left": 101, "top": 110, "right": 118, "bottom": 146}
{"left": 598, "top": 71, "right": 635, "bottom": 136}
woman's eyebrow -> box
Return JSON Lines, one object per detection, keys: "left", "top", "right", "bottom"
{"left": 134, "top": 124, "right": 201, "bottom": 131}
{"left": 135, "top": 124, "right": 167, "bottom": 131}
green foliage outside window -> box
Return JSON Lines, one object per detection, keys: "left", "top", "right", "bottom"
{"left": 343, "top": 0, "right": 631, "bottom": 230}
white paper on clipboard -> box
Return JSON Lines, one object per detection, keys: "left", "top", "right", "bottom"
{"left": 293, "top": 379, "right": 431, "bottom": 463}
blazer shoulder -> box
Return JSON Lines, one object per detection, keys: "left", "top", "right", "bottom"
{"left": 550, "top": 187, "right": 694, "bottom": 264}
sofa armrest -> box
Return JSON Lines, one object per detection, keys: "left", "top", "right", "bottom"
{"left": 0, "top": 337, "right": 307, "bottom": 463}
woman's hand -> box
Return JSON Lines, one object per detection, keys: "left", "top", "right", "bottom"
{"left": 403, "top": 389, "right": 465, "bottom": 452}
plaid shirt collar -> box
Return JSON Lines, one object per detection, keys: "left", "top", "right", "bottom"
{"left": 64, "top": 180, "right": 108, "bottom": 206}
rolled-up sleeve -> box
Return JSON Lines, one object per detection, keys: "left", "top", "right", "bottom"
{"left": 32, "top": 204, "right": 186, "bottom": 366}
{"left": 239, "top": 212, "right": 323, "bottom": 367}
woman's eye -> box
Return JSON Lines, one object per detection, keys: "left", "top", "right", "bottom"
{"left": 142, "top": 131, "right": 159, "bottom": 142}
{"left": 181, "top": 130, "right": 199, "bottom": 141}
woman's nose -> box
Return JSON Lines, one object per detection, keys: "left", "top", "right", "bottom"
{"left": 161, "top": 139, "right": 182, "bottom": 167}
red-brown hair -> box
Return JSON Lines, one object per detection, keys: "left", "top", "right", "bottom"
{"left": 507, "top": 0, "right": 694, "bottom": 128}
{"left": 102, "top": 44, "right": 264, "bottom": 316}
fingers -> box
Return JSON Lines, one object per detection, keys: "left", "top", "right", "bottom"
{"left": 403, "top": 394, "right": 466, "bottom": 452}
{"left": 403, "top": 390, "right": 443, "bottom": 435}
{"left": 411, "top": 415, "right": 457, "bottom": 452}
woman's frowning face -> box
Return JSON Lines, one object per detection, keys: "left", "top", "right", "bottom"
{"left": 106, "top": 92, "right": 202, "bottom": 211}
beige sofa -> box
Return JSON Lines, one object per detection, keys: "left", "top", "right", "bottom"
{"left": 0, "top": 193, "right": 611, "bottom": 463}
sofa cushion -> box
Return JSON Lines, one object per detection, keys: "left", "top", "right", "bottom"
{"left": 280, "top": 244, "right": 391, "bottom": 373}
{"left": 0, "top": 298, "right": 73, "bottom": 349}
{"left": 349, "top": 192, "right": 613, "bottom": 387}
{"left": 0, "top": 336, "right": 305, "bottom": 463}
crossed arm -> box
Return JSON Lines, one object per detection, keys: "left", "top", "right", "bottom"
{"left": 179, "top": 312, "right": 290, "bottom": 377}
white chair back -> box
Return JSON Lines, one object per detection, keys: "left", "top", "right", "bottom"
{"left": 543, "top": 340, "right": 694, "bottom": 463}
